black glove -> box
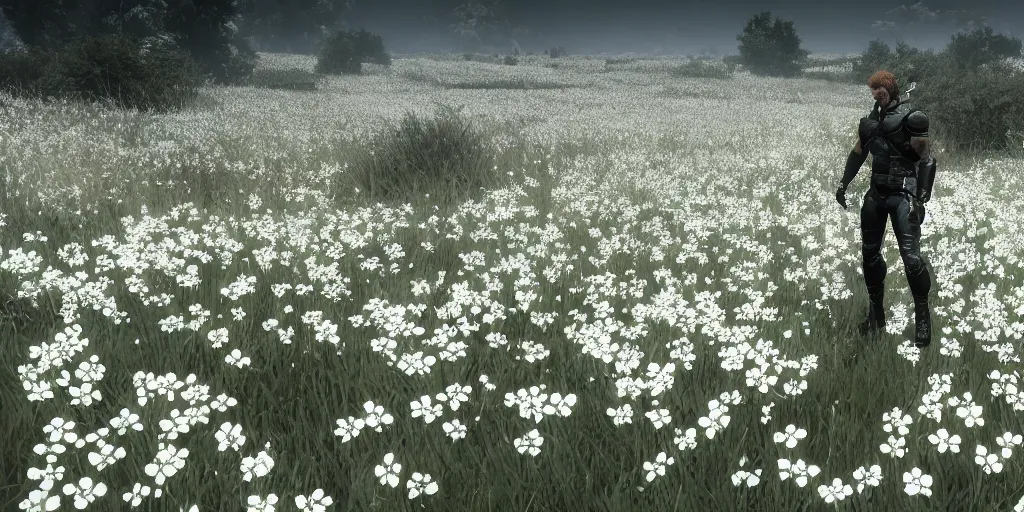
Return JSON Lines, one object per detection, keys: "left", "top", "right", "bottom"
{"left": 916, "top": 156, "right": 936, "bottom": 204}
{"left": 836, "top": 183, "right": 848, "bottom": 210}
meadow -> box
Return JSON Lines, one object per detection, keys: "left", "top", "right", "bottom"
{"left": 2, "top": 51, "right": 1024, "bottom": 512}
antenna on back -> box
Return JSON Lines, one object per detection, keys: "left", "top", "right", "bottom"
{"left": 901, "top": 81, "right": 917, "bottom": 103}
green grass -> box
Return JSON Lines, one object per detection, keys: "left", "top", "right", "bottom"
{"left": 245, "top": 68, "right": 323, "bottom": 91}
{"left": 2, "top": 53, "right": 1024, "bottom": 512}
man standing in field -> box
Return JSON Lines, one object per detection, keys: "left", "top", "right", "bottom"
{"left": 834, "top": 70, "right": 937, "bottom": 348}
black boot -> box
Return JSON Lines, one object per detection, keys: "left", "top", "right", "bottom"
{"left": 913, "top": 295, "right": 932, "bottom": 348}
{"left": 858, "top": 288, "right": 886, "bottom": 336}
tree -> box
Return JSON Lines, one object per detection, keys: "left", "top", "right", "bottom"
{"left": 0, "top": 0, "right": 79, "bottom": 50}
{"left": 945, "top": 25, "right": 1022, "bottom": 71}
{"left": 735, "top": 11, "right": 810, "bottom": 77}
{"left": 0, "top": 9, "right": 20, "bottom": 51}
{"left": 0, "top": 0, "right": 256, "bottom": 83}
{"left": 449, "top": 1, "right": 513, "bottom": 53}
{"left": 235, "top": 0, "right": 357, "bottom": 54}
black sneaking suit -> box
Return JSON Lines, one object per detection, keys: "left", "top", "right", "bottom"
{"left": 835, "top": 96, "right": 937, "bottom": 348}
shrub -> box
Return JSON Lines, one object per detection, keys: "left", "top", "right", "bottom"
{"left": 503, "top": 55, "right": 518, "bottom": 65}
{"left": 337, "top": 104, "right": 501, "bottom": 206}
{"left": 908, "top": 60, "right": 1024, "bottom": 152}
{"left": 547, "top": 46, "right": 567, "bottom": 58}
{"left": 670, "top": 59, "right": 734, "bottom": 80}
{"left": 315, "top": 28, "right": 391, "bottom": 75}
{"left": 722, "top": 54, "right": 743, "bottom": 68}
{"left": 315, "top": 31, "right": 361, "bottom": 75}
{"left": 946, "top": 26, "right": 1022, "bottom": 71}
{"left": 736, "top": 10, "right": 810, "bottom": 77}
{"left": 351, "top": 28, "right": 392, "bottom": 66}
{"left": 0, "top": 46, "right": 55, "bottom": 95}
{"left": 852, "top": 36, "right": 1024, "bottom": 153}
{"left": 213, "top": 40, "right": 260, "bottom": 85}
{"left": 0, "top": 34, "right": 203, "bottom": 111}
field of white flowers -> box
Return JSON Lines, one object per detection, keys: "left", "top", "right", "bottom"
{"left": 2, "top": 52, "right": 1024, "bottom": 512}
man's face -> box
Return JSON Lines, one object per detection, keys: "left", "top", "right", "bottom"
{"left": 871, "top": 86, "right": 890, "bottom": 105}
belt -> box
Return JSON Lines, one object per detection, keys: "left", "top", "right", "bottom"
{"left": 870, "top": 173, "right": 917, "bottom": 199}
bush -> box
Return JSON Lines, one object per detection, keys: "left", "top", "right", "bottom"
{"left": 351, "top": 28, "right": 392, "bottom": 66}
{"left": 851, "top": 35, "right": 1024, "bottom": 153}
{"left": 337, "top": 104, "right": 501, "bottom": 206}
{"left": 213, "top": 40, "right": 260, "bottom": 85}
{"left": 908, "top": 60, "right": 1024, "bottom": 152}
{"left": 315, "top": 31, "right": 361, "bottom": 75}
{"left": 736, "top": 11, "right": 810, "bottom": 77}
{"left": 670, "top": 59, "right": 735, "bottom": 80}
{"left": 946, "top": 26, "right": 1022, "bottom": 71}
{"left": 0, "top": 34, "right": 203, "bottom": 111}
{"left": 0, "top": 46, "right": 55, "bottom": 95}
{"left": 315, "top": 28, "right": 391, "bottom": 75}
{"left": 503, "top": 55, "right": 518, "bottom": 65}
{"left": 547, "top": 46, "right": 567, "bottom": 58}
{"left": 722, "top": 54, "right": 743, "bottom": 68}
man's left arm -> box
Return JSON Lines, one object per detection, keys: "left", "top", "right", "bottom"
{"left": 907, "top": 111, "right": 936, "bottom": 203}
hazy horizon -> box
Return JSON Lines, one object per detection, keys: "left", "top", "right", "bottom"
{"left": 2, "top": 1, "right": 1023, "bottom": 57}
{"left": 341, "top": 0, "right": 1024, "bottom": 55}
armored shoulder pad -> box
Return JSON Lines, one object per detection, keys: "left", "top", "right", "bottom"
{"left": 858, "top": 116, "right": 876, "bottom": 144}
{"left": 906, "top": 110, "right": 929, "bottom": 137}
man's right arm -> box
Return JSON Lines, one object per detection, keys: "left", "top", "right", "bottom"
{"left": 840, "top": 137, "right": 868, "bottom": 188}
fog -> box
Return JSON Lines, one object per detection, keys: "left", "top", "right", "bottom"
{"left": 337, "top": 0, "right": 1023, "bottom": 56}
{"left": 3, "top": 1, "right": 1023, "bottom": 57}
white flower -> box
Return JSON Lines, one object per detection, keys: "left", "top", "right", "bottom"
{"left": 642, "top": 451, "right": 675, "bottom": 482}
{"left": 882, "top": 407, "right": 913, "bottom": 436}
{"left": 374, "top": 452, "right": 402, "bottom": 488}
{"left": 644, "top": 408, "right": 672, "bottom": 429}
{"left": 442, "top": 420, "right": 468, "bottom": 441}
{"left": 121, "top": 483, "right": 151, "bottom": 508}
{"left": 407, "top": 472, "right": 439, "bottom": 499}
{"left": 410, "top": 396, "right": 443, "bottom": 424}
{"left": 333, "top": 416, "right": 365, "bottom": 443}
{"left": 239, "top": 450, "right": 274, "bottom": 482}
{"left": 852, "top": 465, "right": 882, "bottom": 493}
{"left": 928, "top": 428, "right": 961, "bottom": 454}
{"left": 902, "top": 467, "right": 933, "bottom": 497}
{"left": 61, "top": 476, "right": 107, "bottom": 510}
{"left": 773, "top": 424, "right": 807, "bottom": 449}
{"left": 817, "top": 478, "right": 853, "bottom": 503}
{"left": 514, "top": 429, "right": 544, "bottom": 457}
{"left": 778, "top": 458, "right": 820, "bottom": 488}
{"left": 215, "top": 422, "right": 246, "bottom": 452}
{"left": 731, "top": 469, "right": 762, "bottom": 487}
{"left": 975, "top": 445, "right": 1003, "bottom": 474}
{"left": 880, "top": 435, "right": 907, "bottom": 458}
{"left": 697, "top": 400, "right": 731, "bottom": 439}
{"left": 295, "top": 488, "right": 334, "bottom": 512}
{"left": 246, "top": 493, "right": 278, "bottom": 512}
{"left": 995, "top": 432, "right": 1023, "bottom": 459}
{"left": 673, "top": 427, "right": 697, "bottom": 451}
{"left": 361, "top": 401, "right": 394, "bottom": 432}
{"left": 18, "top": 489, "right": 60, "bottom": 511}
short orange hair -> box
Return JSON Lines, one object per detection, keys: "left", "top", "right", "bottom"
{"left": 868, "top": 70, "right": 899, "bottom": 99}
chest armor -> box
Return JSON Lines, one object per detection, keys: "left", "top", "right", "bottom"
{"left": 858, "top": 101, "right": 920, "bottom": 177}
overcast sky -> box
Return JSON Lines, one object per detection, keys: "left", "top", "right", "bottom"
{"left": 344, "top": 0, "right": 1024, "bottom": 55}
